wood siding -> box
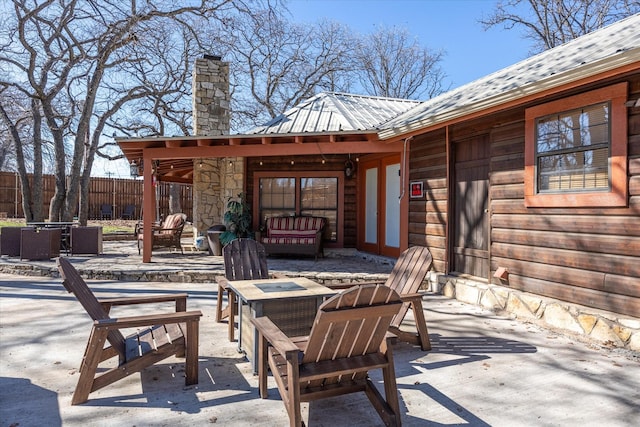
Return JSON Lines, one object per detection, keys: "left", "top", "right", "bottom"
{"left": 409, "top": 75, "right": 640, "bottom": 317}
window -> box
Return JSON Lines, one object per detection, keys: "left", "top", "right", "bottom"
{"left": 524, "top": 83, "right": 628, "bottom": 207}
{"left": 257, "top": 173, "right": 341, "bottom": 242}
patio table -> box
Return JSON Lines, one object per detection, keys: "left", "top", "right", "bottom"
{"left": 226, "top": 277, "right": 336, "bottom": 373}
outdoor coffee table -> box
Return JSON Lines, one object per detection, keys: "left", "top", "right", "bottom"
{"left": 226, "top": 277, "right": 336, "bottom": 373}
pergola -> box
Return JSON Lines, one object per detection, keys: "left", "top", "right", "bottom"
{"left": 116, "top": 131, "right": 406, "bottom": 262}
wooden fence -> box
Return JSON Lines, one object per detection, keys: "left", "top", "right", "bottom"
{"left": 0, "top": 172, "right": 193, "bottom": 221}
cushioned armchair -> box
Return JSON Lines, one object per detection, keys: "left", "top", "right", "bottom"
{"left": 136, "top": 213, "right": 187, "bottom": 254}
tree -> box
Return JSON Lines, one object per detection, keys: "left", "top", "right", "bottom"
{"left": 354, "top": 25, "right": 447, "bottom": 100}
{"left": 0, "top": 0, "right": 243, "bottom": 223}
{"left": 206, "top": 8, "right": 356, "bottom": 130}
{"left": 481, "top": 0, "right": 640, "bottom": 53}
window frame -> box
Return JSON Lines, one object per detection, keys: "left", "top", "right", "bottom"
{"left": 524, "top": 82, "right": 628, "bottom": 208}
{"left": 253, "top": 171, "right": 345, "bottom": 247}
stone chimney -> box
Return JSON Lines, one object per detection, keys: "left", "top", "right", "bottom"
{"left": 191, "top": 55, "right": 242, "bottom": 245}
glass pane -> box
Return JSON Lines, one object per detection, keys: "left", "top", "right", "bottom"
{"left": 301, "top": 177, "right": 338, "bottom": 242}
{"left": 301, "top": 178, "right": 338, "bottom": 209}
{"left": 538, "top": 148, "right": 609, "bottom": 191}
{"left": 537, "top": 103, "right": 609, "bottom": 154}
{"left": 385, "top": 163, "right": 400, "bottom": 248}
{"left": 259, "top": 178, "right": 295, "bottom": 226}
{"left": 365, "top": 168, "right": 378, "bottom": 244}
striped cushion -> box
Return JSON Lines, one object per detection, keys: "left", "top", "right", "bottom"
{"left": 265, "top": 216, "right": 325, "bottom": 238}
{"left": 262, "top": 237, "right": 317, "bottom": 245}
{"left": 269, "top": 229, "right": 317, "bottom": 239}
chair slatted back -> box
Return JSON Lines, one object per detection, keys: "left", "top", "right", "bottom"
{"left": 384, "top": 246, "right": 433, "bottom": 328}
{"left": 301, "top": 284, "right": 402, "bottom": 387}
{"left": 223, "top": 238, "right": 269, "bottom": 281}
{"left": 57, "top": 257, "right": 127, "bottom": 357}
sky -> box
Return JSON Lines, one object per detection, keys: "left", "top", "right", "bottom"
{"left": 286, "top": 0, "right": 532, "bottom": 89}
{"left": 102, "top": 0, "right": 533, "bottom": 178}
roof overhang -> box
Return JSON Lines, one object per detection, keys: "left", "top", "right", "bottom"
{"left": 378, "top": 47, "right": 640, "bottom": 141}
{"left": 116, "top": 130, "right": 402, "bottom": 183}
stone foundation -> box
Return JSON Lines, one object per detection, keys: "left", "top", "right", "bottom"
{"left": 429, "top": 273, "right": 640, "bottom": 352}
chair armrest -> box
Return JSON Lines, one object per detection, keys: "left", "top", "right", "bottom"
{"left": 399, "top": 292, "right": 425, "bottom": 302}
{"left": 325, "top": 280, "right": 386, "bottom": 290}
{"left": 251, "top": 316, "right": 300, "bottom": 356}
{"left": 94, "top": 310, "right": 202, "bottom": 330}
{"left": 99, "top": 293, "right": 189, "bottom": 307}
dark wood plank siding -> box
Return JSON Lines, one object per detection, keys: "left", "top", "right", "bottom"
{"left": 408, "top": 75, "right": 640, "bottom": 317}
{"left": 488, "top": 76, "right": 640, "bottom": 317}
{"left": 409, "top": 131, "right": 447, "bottom": 272}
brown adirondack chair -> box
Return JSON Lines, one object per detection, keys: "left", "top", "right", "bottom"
{"left": 252, "top": 284, "right": 404, "bottom": 427}
{"left": 216, "top": 238, "right": 270, "bottom": 341}
{"left": 327, "top": 246, "right": 433, "bottom": 351}
{"left": 57, "top": 257, "right": 202, "bottom": 405}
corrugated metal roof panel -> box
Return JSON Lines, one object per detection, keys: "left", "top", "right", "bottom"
{"left": 247, "top": 92, "right": 421, "bottom": 134}
{"left": 379, "top": 14, "right": 640, "bottom": 138}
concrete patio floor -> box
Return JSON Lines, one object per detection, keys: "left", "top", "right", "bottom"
{"left": 1, "top": 242, "right": 639, "bottom": 426}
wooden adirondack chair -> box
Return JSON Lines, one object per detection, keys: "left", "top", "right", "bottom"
{"left": 252, "top": 284, "right": 404, "bottom": 427}
{"left": 216, "top": 238, "right": 270, "bottom": 341}
{"left": 327, "top": 246, "right": 433, "bottom": 351}
{"left": 57, "top": 257, "right": 202, "bottom": 405}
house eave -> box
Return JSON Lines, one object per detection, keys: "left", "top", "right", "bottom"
{"left": 378, "top": 48, "right": 640, "bottom": 140}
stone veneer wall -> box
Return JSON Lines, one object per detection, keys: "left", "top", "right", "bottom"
{"left": 191, "top": 56, "right": 243, "bottom": 241}
{"left": 428, "top": 273, "right": 640, "bottom": 352}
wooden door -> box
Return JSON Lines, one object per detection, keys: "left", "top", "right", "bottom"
{"left": 358, "top": 155, "right": 401, "bottom": 257}
{"left": 452, "top": 135, "right": 490, "bottom": 278}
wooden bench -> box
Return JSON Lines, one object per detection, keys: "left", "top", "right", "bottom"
{"left": 256, "top": 216, "right": 325, "bottom": 259}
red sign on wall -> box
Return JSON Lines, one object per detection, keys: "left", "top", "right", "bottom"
{"left": 410, "top": 181, "right": 423, "bottom": 198}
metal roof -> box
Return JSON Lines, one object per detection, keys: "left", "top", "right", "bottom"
{"left": 247, "top": 92, "right": 421, "bottom": 135}
{"left": 378, "top": 13, "right": 640, "bottom": 139}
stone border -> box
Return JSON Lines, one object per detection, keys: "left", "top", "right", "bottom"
{"left": 429, "top": 273, "right": 640, "bottom": 352}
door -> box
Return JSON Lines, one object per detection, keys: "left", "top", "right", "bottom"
{"left": 358, "top": 155, "right": 401, "bottom": 257}
{"left": 452, "top": 135, "right": 490, "bottom": 278}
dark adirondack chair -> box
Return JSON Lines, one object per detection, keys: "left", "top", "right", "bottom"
{"left": 100, "top": 204, "right": 113, "bottom": 220}
{"left": 121, "top": 204, "right": 136, "bottom": 220}
{"left": 57, "top": 257, "right": 202, "bottom": 405}
{"left": 252, "top": 284, "right": 403, "bottom": 427}
{"left": 327, "top": 245, "right": 434, "bottom": 350}
{"left": 216, "top": 238, "right": 270, "bottom": 341}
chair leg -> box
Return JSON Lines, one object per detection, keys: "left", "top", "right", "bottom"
{"left": 411, "top": 298, "right": 431, "bottom": 351}
{"left": 72, "top": 327, "right": 109, "bottom": 405}
{"left": 184, "top": 319, "right": 200, "bottom": 386}
{"left": 228, "top": 290, "right": 236, "bottom": 342}
{"left": 216, "top": 283, "right": 226, "bottom": 322}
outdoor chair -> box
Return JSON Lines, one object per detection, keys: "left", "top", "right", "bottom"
{"left": 121, "top": 204, "right": 136, "bottom": 220}
{"left": 216, "top": 238, "right": 270, "bottom": 341}
{"left": 57, "top": 257, "right": 202, "bottom": 405}
{"left": 252, "top": 284, "right": 403, "bottom": 427}
{"left": 100, "top": 204, "right": 113, "bottom": 220}
{"left": 327, "top": 245, "right": 434, "bottom": 350}
{"left": 136, "top": 213, "right": 187, "bottom": 255}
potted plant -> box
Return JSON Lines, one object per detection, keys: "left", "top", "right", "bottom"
{"left": 219, "top": 192, "right": 253, "bottom": 246}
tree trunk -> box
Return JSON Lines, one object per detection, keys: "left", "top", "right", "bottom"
{"left": 169, "top": 183, "right": 182, "bottom": 214}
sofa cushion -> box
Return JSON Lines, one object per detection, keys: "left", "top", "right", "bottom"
{"left": 262, "top": 236, "right": 317, "bottom": 245}
{"left": 265, "top": 216, "right": 325, "bottom": 237}
{"left": 269, "top": 229, "right": 318, "bottom": 240}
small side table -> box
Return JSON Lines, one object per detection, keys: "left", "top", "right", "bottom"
{"left": 20, "top": 228, "right": 61, "bottom": 260}
{"left": 70, "top": 226, "right": 103, "bottom": 255}
{"left": 227, "top": 277, "right": 336, "bottom": 373}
